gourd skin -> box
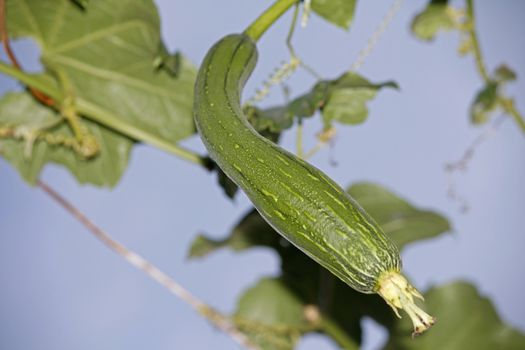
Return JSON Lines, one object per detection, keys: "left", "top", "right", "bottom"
{"left": 193, "top": 34, "right": 400, "bottom": 293}
{"left": 194, "top": 34, "right": 435, "bottom": 335}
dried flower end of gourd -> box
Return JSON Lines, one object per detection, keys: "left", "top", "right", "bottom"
{"left": 376, "top": 271, "right": 436, "bottom": 337}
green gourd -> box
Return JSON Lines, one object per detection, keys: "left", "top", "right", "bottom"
{"left": 193, "top": 33, "right": 435, "bottom": 335}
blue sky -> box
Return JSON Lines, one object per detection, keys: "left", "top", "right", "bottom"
{"left": 1, "top": 1, "right": 524, "bottom": 349}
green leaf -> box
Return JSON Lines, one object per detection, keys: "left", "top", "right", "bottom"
{"left": 246, "top": 73, "right": 395, "bottom": 133}
{"left": 6, "top": 0, "right": 197, "bottom": 145}
{"left": 470, "top": 82, "right": 499, "bottom": 125}
{"left": 348, "top": 182, "right": 451, "bottom": 248}
{"left": 0, "top": 92, "right": 59, "bottom": 129}
{"left": 234, "top": 277, "right": 307, "bottom": 350}
{"left": 0, "top": 92, "right": 132, "bottom": 186}
{"left": 383, "top": 281, "right": 525, "bottom": 350}
{"left": 236, "top": 278, "right": 306, "bottom": 326}
{"left": 469, "top": 65, "right": 517, "bottom": 126}
{"left": 411, "top": 0, "right": 456, "bottom": 41}
{"left": 311, "top": 0, "right": 357, "bottom": 30}
{"left": 322, "top": 73, "right": 398, "bottom": 126}
{"left": 493, "top": 64, "right": 517, "bottom": 83}
{"left": 263, "top": 73, "right": 396, "bottom": 130}
{"left": 186, "top": 235, "right": 222, "bottom": 259}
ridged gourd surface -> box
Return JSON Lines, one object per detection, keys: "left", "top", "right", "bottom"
{"left": 193, "top": 34, "right": 401, "bottom": 293}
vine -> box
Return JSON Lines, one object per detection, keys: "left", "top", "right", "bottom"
{"left": 1, "top": 1, "right": 524, "bottom": 349}
{"left": 442, "top": 0, "right": 524, "bottom": 211}
{"left": 465, "top": 0, "right": 525, "bottom": 133}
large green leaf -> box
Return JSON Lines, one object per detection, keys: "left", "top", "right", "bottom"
{"left": 311, "top": 0, "right": 357, "bottom": 30}
{"left": 384, "top": 281, "right": 525, "bottom": 350}
{"left": 234, "top": 278, "right": 307, "bottom": 350}
{"left": 411, "top": 0, "right": 457, "bottom": 41}
{"left": 0, "top": 92, "right": 131, "bottom": 186}
{"left": 493, "top": 64, "right": 517, "bottom": 83}
{"left": 348, "top": 182, "right": 451, "bottom": 248}
{"left": 6, "top": 0, "right": 196, "bottom": 146}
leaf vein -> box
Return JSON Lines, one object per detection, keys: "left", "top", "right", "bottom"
{"left": 49, "top": 20, "right": 154, "bottom": 55}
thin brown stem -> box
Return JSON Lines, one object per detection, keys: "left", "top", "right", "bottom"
{"left": 36, "top": 179, "right": 259, "bottom": 350}
{"left": 0, "top": 0, "right": 54, "bottom": 106}
{"left": 0, "top": 0, "right": 17, "bottom": 67}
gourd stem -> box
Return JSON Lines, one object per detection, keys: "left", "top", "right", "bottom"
{"left": 244, "top": 0, "right": 299, "bottom": 42}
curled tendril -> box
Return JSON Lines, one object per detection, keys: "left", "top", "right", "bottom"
{"left": 246, "top": 56, "right": 301, "bottom": 106}
{"left": 0, "top": 122, "right": 100, "bottom": 160}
